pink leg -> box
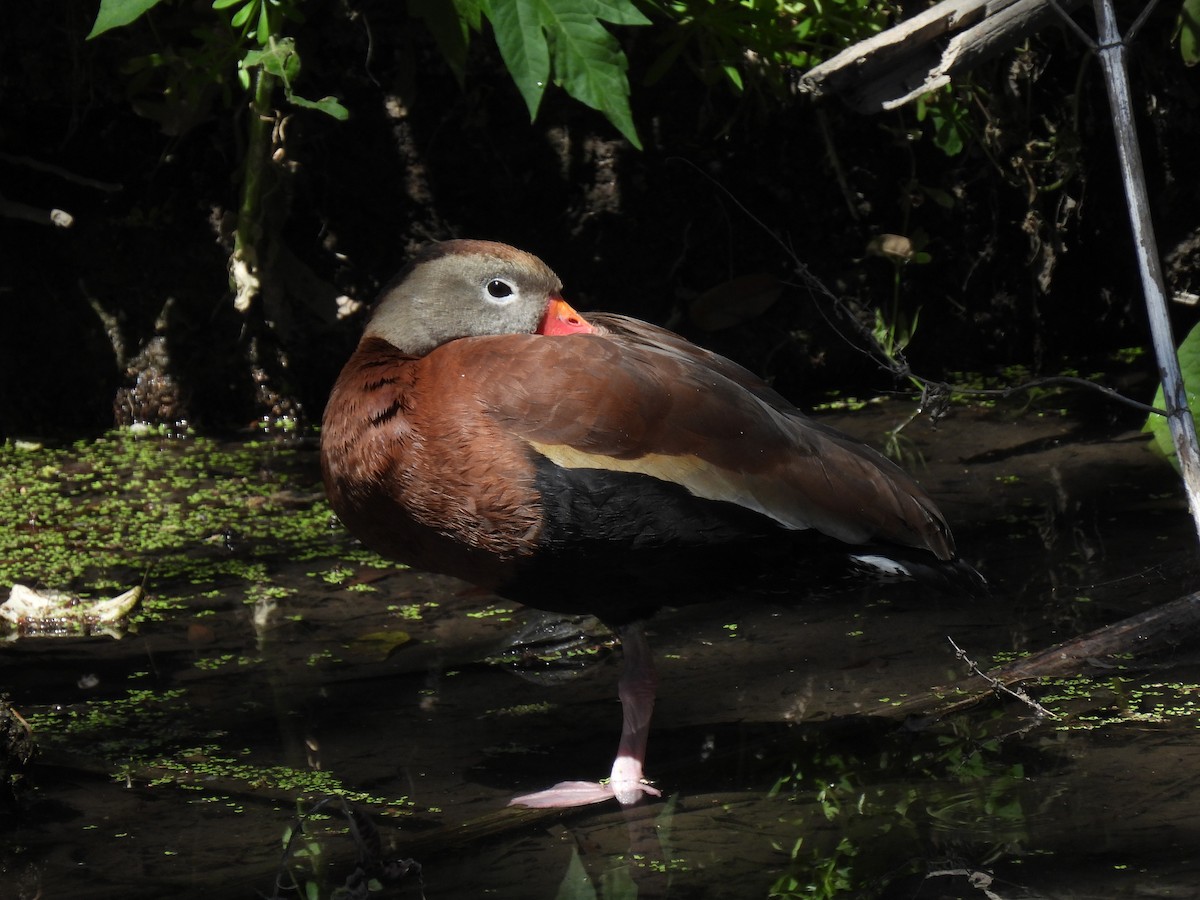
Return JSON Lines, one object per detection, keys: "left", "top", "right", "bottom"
{"left": 509, "top": 621, "right": 663, "bottom": 809}
{"left": 608, "top": 621, "right": 660, "bottom": 804}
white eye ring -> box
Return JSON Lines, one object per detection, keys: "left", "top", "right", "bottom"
{"left": 484, "top": 278, "right": 517, "bottom": 304}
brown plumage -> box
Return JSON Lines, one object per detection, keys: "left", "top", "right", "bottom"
{"left": 321, "top": 239, "right": 979, "bottom": 808}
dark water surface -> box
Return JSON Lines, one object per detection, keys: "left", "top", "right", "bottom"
{"left": 3, "top": 403, "right": 1200, "bottom": 899}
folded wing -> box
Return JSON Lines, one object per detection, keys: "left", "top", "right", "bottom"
{"left": 448, "top": 319, "right": 954, "bottom": 561}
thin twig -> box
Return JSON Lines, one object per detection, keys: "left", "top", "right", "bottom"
{"left": 1126, "top": 0, "right": 1162, "bottom": 45}
{"left": 952, "top": 375, "right": 1167, "bottom": 416}
{"left": 947, "top": 636, "right": 1060, "bottom": 720}
{"left": 670, "top": 159, "right": 1165, "bottom": 423}
{"left": 0, "top": 152, "right": 123, "bottom": 192}
{"left": 1048, "top": 0, "right": 1097, "bottom": 49}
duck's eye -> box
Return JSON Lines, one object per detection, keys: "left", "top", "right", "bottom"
{"left": 486, "top": 279, "right": 515, "bottom": 300}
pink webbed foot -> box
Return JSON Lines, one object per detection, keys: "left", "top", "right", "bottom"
{"left": 510, "top": 623, "right": 661, "bottom": 810}
{"left": 509, "top": 779, "right": 661, "bottom": 809}
{"left": 509, "top": 754, "right": 661, "bottom": 808}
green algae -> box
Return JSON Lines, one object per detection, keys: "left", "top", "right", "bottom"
{"left": 0, "top": 430, "right": 386, "bottom": 612}
{"left": 24, "top": 684, "right": 193, "bottom": 762}
{"left": 466, "top": 604, "right": 516, "bottom": 620}
{"left": 146, "top": 750, "right": 414, "bottom": 812}
{"left": 23, "top": 667, "right": 415, "bottom": 814}
{"left": 2, "top": 429, "right": 431, "bottom": 815}
{"left": 310, "top": 565, "right": 356, "bottom": 585}
{"left": 1036, "top": 672, "right": 1200, "bottom": 731}
{"left": 387, "top": 601, "right": 437, "bottom": 620}
{"left": 485, "top": 701, "right": 555, "bottom": 717}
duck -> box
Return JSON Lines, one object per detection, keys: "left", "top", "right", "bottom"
{"left": 320, "top": 239, "right": 980, "bottom": 809}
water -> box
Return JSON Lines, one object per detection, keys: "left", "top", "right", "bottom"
{"left": 2, "top": 402, "right": 1199, "bottom": 898}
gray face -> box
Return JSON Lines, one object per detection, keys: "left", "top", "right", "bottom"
{"left": 365, "top": 240, "right": 565, "bottom": 356}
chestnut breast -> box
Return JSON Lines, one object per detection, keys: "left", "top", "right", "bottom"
{"left": 321, "top": 335, "right": 544, "bottom": 589}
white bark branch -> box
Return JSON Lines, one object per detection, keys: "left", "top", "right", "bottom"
{"left": 798, "top": 0, "right": 1085, "bottom": 112}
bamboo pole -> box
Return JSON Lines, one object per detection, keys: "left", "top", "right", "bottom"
{"left": 1087, "top": 0, "right": 1200, "bottom": 541}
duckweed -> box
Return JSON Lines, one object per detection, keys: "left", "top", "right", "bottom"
{"left": 0, "top": 430, "right": 381, "bottom": 614}
{"left": 466, "top": 605, "right": 516, "bottom": 620}
{"left": 310, "top": 565, "right": 356, "bottom": 585}
{"left": 486, "top": 701, "right": 555, "bottom": 717}
{"left": 1034, "top": 672, "right": 1200, "bottom": 731}
{"left": 24, "top": 686, "right": 191, "bottom": 761}
{"left": 389, "top": 601, "right": 437, "bottom": 620}
{"left": 147, "top": 748, "right": 414, "bottom": 810}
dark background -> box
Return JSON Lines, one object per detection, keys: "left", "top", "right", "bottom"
{"left": 2, "top": 0, "right": 1197, "bottom": 437}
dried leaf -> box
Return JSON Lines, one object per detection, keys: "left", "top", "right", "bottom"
{"left": 689, "top": 273, "right": 782, "bottom": 332}
{"left": 866, "top": 234, "right": 915, "bottom": 263}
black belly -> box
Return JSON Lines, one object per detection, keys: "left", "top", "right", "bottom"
{"left": 499, "top": 461, "right": 826, "bottom": 624}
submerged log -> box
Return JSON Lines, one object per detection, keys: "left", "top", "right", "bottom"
{"left": 871, "top": 591, "right": 1200, "bottom": 722}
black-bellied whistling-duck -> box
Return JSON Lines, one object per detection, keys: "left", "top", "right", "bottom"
{"left": 321, "top": 239, "right": 980, "bottom": 809}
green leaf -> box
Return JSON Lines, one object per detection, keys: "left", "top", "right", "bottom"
{"left": 548, "top": 7, "right": 637, "bottom": 141}
{"left": 286, "top": 94, "right": 351, "bottom": 121}
{"left": 411, "top": 0, "right": 475, "bottom": 84}
{"left": 486, "top": 0, "right": 553, "bottom": 119}
{"left": 1144, "top": 320, "right": 1200, "bottom": 468}
{"left": 352, "top": 630, "right": 413, "bottom": 660}
{"left": 1180, "top": 0, "right": 1200, "bottom": 65}
{"left": 237, "top": 36, "right": 348, "bottom": 121}
{"left": 244, "top": 38, "right": 298, "bottom": 81}
{"left": 588, "top": 0, "right": 649, "bottom": 27}
{"left": 484, "top": 0, "right": 649, "bottom": 148}
{"left": 87, "top": 0, "right": 170, "bottom": 39}
{"left": 231, "top": 1, "right": 255, "bottom": 29}
{"left": 243, "top": 38, "right": 350, "bottom": 121}
{"left": 454, "top": 0, "right": 485, "bottom": 32}
{"left": 243, "top": 47, "right": 275, "bottom": 76}
{"left": 256, "top": 0, "right": 272, "bottom": 45}
{"left": 916, "top": 85, "right": 973, "bottom": 156}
